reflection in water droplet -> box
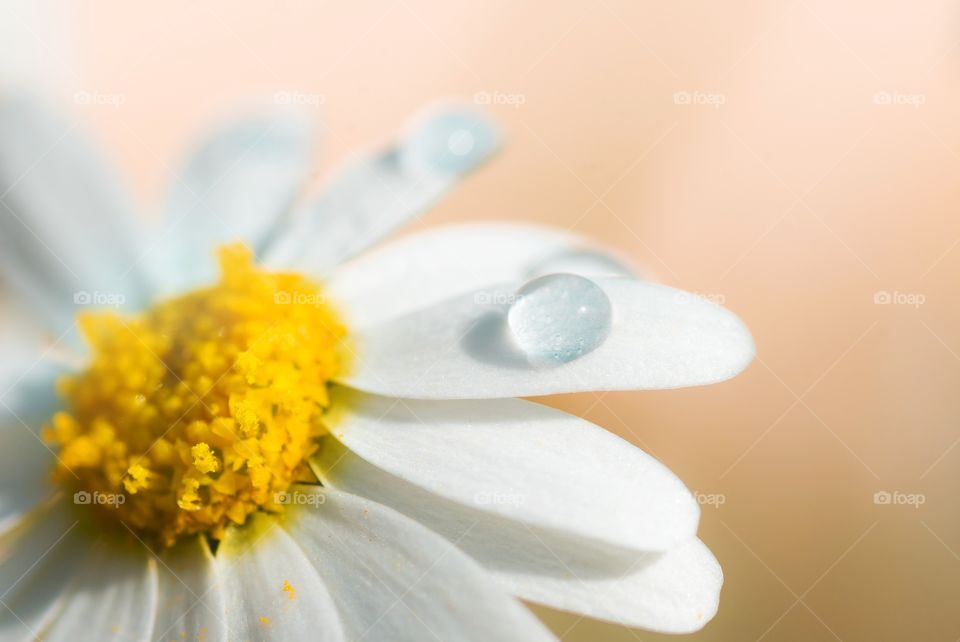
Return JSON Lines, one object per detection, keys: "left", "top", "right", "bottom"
{"left": 401, "top": 110, "right": 498, "bottom": 176}
{"left": 507, "top": 274, "right": 612, "bottom": 366}
{"left": 447, "top": 129, "right": 476, "bottom": 156}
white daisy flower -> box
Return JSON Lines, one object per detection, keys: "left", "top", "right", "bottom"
{"left": 0, "top": 96, "right": 754, "bottom": 641}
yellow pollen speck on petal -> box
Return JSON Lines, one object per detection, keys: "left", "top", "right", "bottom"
{"left": 259, "top": 616, "right": 270, "bottom": 626}
{"left": 283, "top": 579, "right": 296, "bottom": 601}
{"left": 44, "top": 244, "right": 346, "bottom": 546}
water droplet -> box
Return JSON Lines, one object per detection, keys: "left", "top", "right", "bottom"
{"left": 447, "top": 129, "right": 475, "bottom": 156}
{"left": 401, "top": 109, "right": 498, "bottom": 176}
{"left": 508, "top": 274, "right": 612, "bottom": 366}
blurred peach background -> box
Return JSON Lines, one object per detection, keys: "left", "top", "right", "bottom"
{"left": 5, "top": 1, "right": 960, "bottom": 639}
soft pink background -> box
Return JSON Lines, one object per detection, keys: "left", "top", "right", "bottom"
{"left": 7, "top": 1, "right": 960, "bottom": 639}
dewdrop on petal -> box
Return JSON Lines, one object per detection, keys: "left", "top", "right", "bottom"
{"left": 507, "top": 273, "right": 613, "bottom": 366}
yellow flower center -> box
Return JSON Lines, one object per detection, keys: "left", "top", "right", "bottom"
{"left": 44, "top": 245, "right": 345, "bottom": 546}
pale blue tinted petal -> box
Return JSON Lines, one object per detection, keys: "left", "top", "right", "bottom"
{"left": 153, "top": 536, "right": 228, "bottom": 642}
{"left": 0, "top": 355, "right": 71, "bottom": 532}
{"left": 265, "top": 106, "right": 499, "bottom": 274}
{"left": 43, "top": 539, "right": 158, "bottom": 642}
{"left": 151, "top": 110, "right": 313, "bottom": 293}
{"left": 0, "top": 97, "right": 151, "bottom": 334}
{"left": 0, "top": 500, "right": 89, "bottom": 642}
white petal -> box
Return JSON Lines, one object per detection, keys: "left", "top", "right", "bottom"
{"left": 316, "top": 447, "right": 720, "bottom": 633}
{"left": 0, "top": 297, "right": 52, "bottom": 375}
{"left": 280, "top": 486, "right": 557, "bottom": 642}
{"left": 218, "top": 512, "right": 345, "bottom": 641}
{"left": 0, "top": 431, "right": 55, "bottom": 539}
{"left": 514, "top": 539, "right": 722, "bottom": 634}
{"left": 0, "top": 358, "right": 71, "bottom": 532}
{"left": 44, "top": 538, "right": 158, "bottom": 642}
{"left": 340, "top": 279, "right": 755, "bottom": 398}
{"left": 327, "top": 222, "right": 636, "bottom": 329}
{"left": 151, "top": 111, "right": 313, "bottom": 293}
{"left": 0, "top": 350, "right": 68, "bottom": 411}
{"left": 321, "top": 391, "right": 697, "bottom": 552}
{"left": 153, "top": 536, "right": 227, "bottom": 642}
{"left": 0, "top": 97, "right": 151, "bottom": 335}
{"left": 0, "top": 499, "right": 87, "bottom": 642}
{"left": 265, "top": 107, "right": 499, "bottom": 274}
{"left": 525, "top": 246, "right": 637, "bottom": 280}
